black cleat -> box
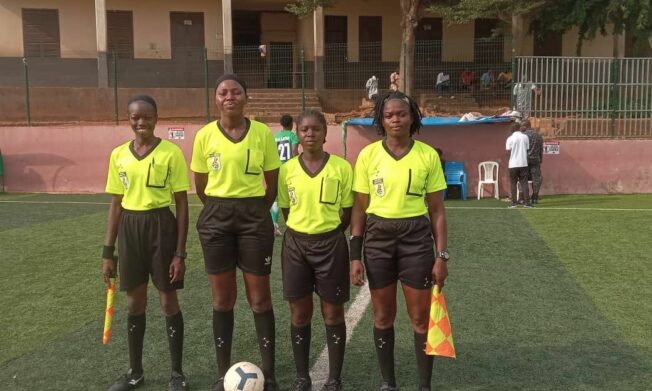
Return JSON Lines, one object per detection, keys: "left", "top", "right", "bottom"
{"left": 324, "top": 378, "right": 343, "bottom": 391}
{"left": 168, "top": 372, "right": 188, "bottom": 391}
{"left": 291, "top": 376, "right": 312, "bottom": 391}
{"left": 264, "top": 376, "right": 279, "bottom": 391}
{"left": 108, "top": 369, "right": 144, "bottom": 391}
{"left": 212, "top": 377, "right": 224, "bottom": 391}
{"left": 379, "top": 382, "right": 398, "bottom": 391}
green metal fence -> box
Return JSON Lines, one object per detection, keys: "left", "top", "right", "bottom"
{"left": 516, "top": 56, "right": 652, "bottom": 138}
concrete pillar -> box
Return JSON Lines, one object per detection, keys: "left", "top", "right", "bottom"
{"left": 511, "top": 15, "right": 525, "bottom": 57}
{"left": 613, "top": 32, "right": 626, "bottom": 58}
{"left": 222, "top": 0, "right": 233, "bottom": 73}
{"left": 94, "top": 0, "right": 108, "bottom": 87}
{"left": 313, "top": 6, "right": 324, "bottom": 90}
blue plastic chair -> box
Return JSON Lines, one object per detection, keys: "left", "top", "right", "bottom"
{"left": 443, "top": 161, "right": 468, "bottom": 200}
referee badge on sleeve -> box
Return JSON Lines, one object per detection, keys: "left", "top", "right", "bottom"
{"left": 372, "top": 177, "right": 385, "bottom": 197}
{"left": 288, "top": 186, "right": 298, "bottom": 205}
{"left": 209, "top": 152, "right": 221, "bottom": 171}
{"left": 119, "top": 171, "right": 129, "bottom": 189}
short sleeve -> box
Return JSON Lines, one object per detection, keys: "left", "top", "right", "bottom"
{"left": 352, "top": 151, "right": 370, "bottom": 194}
{"left": 277, "top": 164, "right": 290, "bottom": 208}
{"left": 340, "top": 161, "right": 354, "bottom": 208}
{"left": 425, "top": 150, "right": 447, "bottom": 193}
{"left": 263, "top": 129, "right": 282, "bottom": 171}
{"left": 190, "top": 130, "right": 208, "bottom": 173}
{"left": 105, "top": 150, "right": 124, "bottom": 195}
{"left": 169, "top": 147, "right": 191, "bottom": 192}
{"left": 506, "top": 137, "right": 512, "bottom": 151}
{"left": 290, "top": 132, "right": 299, "bottom": 145}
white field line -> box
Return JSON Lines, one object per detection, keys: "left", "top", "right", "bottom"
{"left": 2, "top": 200, "right": 652, "bottom": 212}
{"left": 309, "top": 283, "right": 372, "bottom": 389}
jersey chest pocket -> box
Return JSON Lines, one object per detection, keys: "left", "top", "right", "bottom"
{"left": 146, "top": 160, "right": 170, "bottom": 188}
{"left": 245, "top": 149, "right": 263, "bottom": 175}
{"left": 406, "top": 168, "right": 428, "bottom": 196}
{"left": 320, "top": 177, "right": 340, "bottom": 205}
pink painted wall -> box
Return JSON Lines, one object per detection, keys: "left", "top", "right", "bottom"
{"left": 1, "top": 123, "right": 651, "bottom": 195}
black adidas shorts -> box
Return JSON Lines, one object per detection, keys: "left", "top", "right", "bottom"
{"left": 197, "top": 196, "right": 274, "bottom": 275}
{"left": 118, "top": 207, "right": 182, "bottom": 292}
{"left": 363, "top": 214, "right": 435, "bottom": 290}
{"left": 282, "top": 227, "right": 350, "bottom": 304}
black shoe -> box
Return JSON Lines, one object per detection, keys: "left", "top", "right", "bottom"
{"left": 168, "top": 373, "right": 188, "bottom": 391}
{"left": 264, "top": 376, "right": 279, "bottom": 391}
{"left": 379, "top": 383, "right": 399, "bottom": 391}
{"left": 291, "top": 377, "right": 311, "bottom": 391}
{"left": 212, "top": 377, "right": 224, "bottom": 391}
{"left": 324, "top": 378, "right": 343, "bottom": 391}
{"left": 108, "top": 369, "right": 144, "bottom": 391}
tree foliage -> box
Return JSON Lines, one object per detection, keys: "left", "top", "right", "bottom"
{"left": 285, "top": 0, "right": 337, "bottom": 17}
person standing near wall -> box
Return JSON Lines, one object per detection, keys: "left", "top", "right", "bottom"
{"left": 103, "top": 95, "right": 190, "bottom": 391}
{"left": 350, "top": 91, "right": 449, "bottom": 391}
{"left": 271, "top": 114, "right": 300, "bottom": 236}
{"left": 191, "top": 74, "right": 281, "bottom": 391}
{"left": 522, "top": 120, "right": 544, "bottom": 204}
{"left": 506, "top": 123, "right": 532, "bottom": 208}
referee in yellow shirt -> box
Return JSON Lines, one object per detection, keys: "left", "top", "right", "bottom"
{"left": 278, "top": 110, "right": 353, "bottom": 391}
{"left": 349, "top": 91, "right": 449, "bottom": 391}
{"left": 103, "top": 95, "right": 190, "bottom": 391}
{"left": 191, "top": 74, "right": 281, "bottom": 391}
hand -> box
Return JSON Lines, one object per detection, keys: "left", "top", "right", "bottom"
{"left": 169, "top": 256, "right": 186, "bottom": 283}
{"left": 102, "top": 258, "right": 116, "bottom": 286}
{"left": 432, "top": 258, "right": 448, "bottom": 290}
{"left": 350, "top": 260, "right": 365, "bottom": 286}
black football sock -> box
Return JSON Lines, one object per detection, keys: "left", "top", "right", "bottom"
{"left": 254, "top": 309, "right": 276, "bottom": 381}
{"left": 291, "top": 323, "right": 311, "bottom": 379}
{"left": 325, "top": 322, "right": 346, "bottom": 381}
{"left": 127, "top": 313, "right": 146, "bottom": 375}
{"left": 373, "top": 326, "right": 396, "bottom": 387}
{"left": 165, "top": 311, "right": 184, "bottom": 374}
{"left": 213, "top": 309, "right": 234, "bottom": 379}
{"left": 414, "top": 332, "right": 433, "bottom": 389}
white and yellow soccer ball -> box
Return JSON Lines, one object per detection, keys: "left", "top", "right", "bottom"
{"left": 223, "top": 362, "right": 265, "bottom": 391}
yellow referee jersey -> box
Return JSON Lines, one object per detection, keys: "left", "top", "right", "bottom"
{"left": 353, "top": 139, "right": 446, "bottom": 218}
{"left": 278, "top": 153, "right": 353, "bottom": 234}
{"left": 191, "top": 119, "right": 281, "bottom": 198}
{"left": 105, "top": 139, "right": 190, "bottom": 211}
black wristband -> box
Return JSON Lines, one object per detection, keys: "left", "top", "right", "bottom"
{"left": 349, "top": 236, "right": 363, "bottom": 261}
{"left": 102, "top": 245, "right": 115, "bottom": 260}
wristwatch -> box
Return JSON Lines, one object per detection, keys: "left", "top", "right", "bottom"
{"left": 436, "top": 250, "right": 450, "bottom": 262}
{"left": 174, "top": 250, "right": 187, "bottom": 259}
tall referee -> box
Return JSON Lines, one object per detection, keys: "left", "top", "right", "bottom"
{"left": 103, "top": 95, "right": 190, "bottom": 391}
{"left": 278, "top": 110, "right": 353, "bottom": 391}
{"left": 191, "top": 74, "right": 281, "bottom": 391}
{"left": 349, "top": 91, "right": 449, "bottom": 391}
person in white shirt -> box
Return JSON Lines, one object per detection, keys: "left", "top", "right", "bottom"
{"left": 505, "top": 123, "right": 532, "bottom": 208}
{"left": 435, "top": 72, "right": 450, "bottom": 96}
{"left": 366, "top": 75, "right": 379, "bottom": 101}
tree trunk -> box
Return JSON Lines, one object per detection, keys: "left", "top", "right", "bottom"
{"left": 399, "top": 0, "right": 421, "bottom": 97}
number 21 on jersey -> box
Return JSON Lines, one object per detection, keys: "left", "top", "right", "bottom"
{"left": 277, "top": 140, "right": 292, "bottom": 162}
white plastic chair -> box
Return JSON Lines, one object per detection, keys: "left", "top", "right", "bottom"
{"left": 477, "top": 161, "right": 499, "bottom": 200}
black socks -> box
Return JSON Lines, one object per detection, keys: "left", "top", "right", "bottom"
{"left": 373, "top": 326, "right": 396, "bottom": 387}
{"left": 212, "top": 309, "right": 234, "bottom": 379}
{"left": 165, "top": 311, "right": 184, "bottom": 374}
{"left": 127, "top": 313, "right": 146, "bottom": 375}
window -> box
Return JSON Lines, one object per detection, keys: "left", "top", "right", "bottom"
{"left": 22, "top": 8, "right": 60, "bottom": 57}
{"left": 359, "top": 16, "right": 381, "bottom": 62}
{"left": 107, "top": 11, "right": 134, "bottom": 59}
{"left": 474, "top": 18, "right": 503, "bottom": 64}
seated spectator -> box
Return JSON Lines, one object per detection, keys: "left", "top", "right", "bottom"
{"left": 435, "top": 71, "right": 451, "bottom": 96}
{"left": 481, "top": 69, "right": 494, "bottom": 89}
{"left": 460, "top": 69, "right": 475, "bottom": 90}
{"left": 497, "top": 69, "right": 513, "bottom": 89}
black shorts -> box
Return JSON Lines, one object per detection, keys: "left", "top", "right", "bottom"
{"left": 197, "top": 196, "right": 274, "bottom": 275}
{"left": 282, "top": 227, "right": 350, "bottom": 304}
{"left": 363, "top": 214, "right": 435, "bottom": 290}
{"left": 118, "top": 207, "right": 182, "bottom": 292}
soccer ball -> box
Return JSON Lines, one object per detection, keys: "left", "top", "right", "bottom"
{"left": 223, "top": 362, "right": 265, "bottom": 391}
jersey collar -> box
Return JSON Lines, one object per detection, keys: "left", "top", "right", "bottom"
{"left": 129, "top": 137, "right": 162, "bottom": 161}
{"left": 382, "top": 138, "right": 414, "bottom": 161}
{"left": 299, "top": 152, "right": 330, "bottom": 178}
{"left": 217, "top": 118, "right": 251, "bottom": 144}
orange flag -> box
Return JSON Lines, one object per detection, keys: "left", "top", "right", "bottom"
{"left": 102, "top": 277, "right": 117, "bottom": 345}
{"left": 425, "top": 285, "right": 456, "bottom": 358}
